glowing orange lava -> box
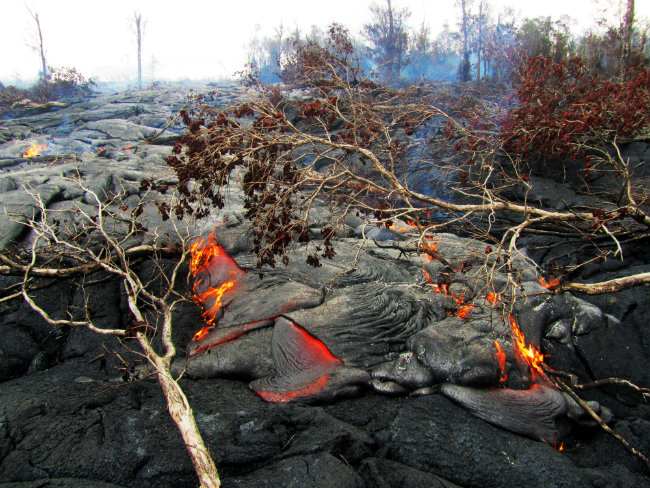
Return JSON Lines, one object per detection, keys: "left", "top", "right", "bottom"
{"left": 420, "top": 241, "right": 544, "bottom": 378}
{"left": 421, "top": 239, "right": 475, "bottom": 319}
{"left": 189, "top": 230, "right": 245, "bottom": 333}
{"left": 257, "top": 374, "right": 331, "bottom": 403}
{"left": 493, "top": 340, "right": 507, "bottom": 382}
{"left": 539, "top": 276, "right": 561, "bottom": 289}
{"left": 198, "top": 280, "right": 236, "bottom": 324}
{"left": 193, "top": 326, "right": 211, "bottom": 341}
{"left": 389, "top": 220, "right": 417, "bottom": 232}
{"left": 22, "top": 143, "right": 47, "bottom": 158}
{"left": 509, "top": 315, "right": 545, "bottom": 377}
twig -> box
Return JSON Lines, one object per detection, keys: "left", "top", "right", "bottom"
{"left": 554, "top": 377, "right": 650, "bottom": 472}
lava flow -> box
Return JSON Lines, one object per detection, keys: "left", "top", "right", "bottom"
{"left": 422, "top": 239, "right": 475, "bottom": 320}
{"left": 189, "top": 230, "right": 245, "bottom": 340}
{"left": 486, "top": 290, "right": 546, "bottom": 378}
{"left": 493, "top": 340, "right": 508, "bottom": 382}
{"left": 422, "top": 240, "right": 545, "bottom": 379}
{"left": 22, "top": 143, "right": 47, "bottom": 158}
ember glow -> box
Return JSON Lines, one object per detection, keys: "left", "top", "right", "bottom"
{"left": 389, "top": 220, "right": 417, "bottom": 232}
{"left": 509, "top": 315, "right": 545, "bottom": 377}
{"left": 256, "top": 374, "right": 331, "bottom": 403}
{"left": 189, "top": 230, "right": 245, "bottom": 332}
{"left": 22, "top": 143, "right": 47, "bottom": 158}
{"left": 539, "top": 276, "right": 561, "bottom": 289}
{"left": 493, "top": 340, "right": 507, "bottom": 382}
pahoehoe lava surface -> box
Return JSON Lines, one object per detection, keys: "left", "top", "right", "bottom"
{"left": 0, "top": 84, "right": 649, "bottom": 487}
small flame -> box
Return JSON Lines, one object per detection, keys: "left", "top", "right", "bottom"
{"left": 23, "top": 143, "right": 47, "bottom": 158}
{"left": 509, "top": 315, "right": 545, "bottom": 377}
{"left": 421, "top": 238, "right": 439, "bottom": 262}
{"left": 389, "top": 220, "right": 417, "bottom": 232}
{"left": 97, "top": 148, "right": 104, "bottom": 154}
{"left": 123, "top": 145, "right": 132, "bottom": 151}
{"left": 493, "top": 340, "right": 507, "bottom": 382}
{"left": 554, "top": 442, "right": 564, "bottom": 451}
{"left": 539, "top": 276, "right": 561, "bottom": 289}
{"left": 193, "top": 326, "right": 211, "bottom": 341}
{"left": 486, "top": 292, "right": 498, "bottom": 303}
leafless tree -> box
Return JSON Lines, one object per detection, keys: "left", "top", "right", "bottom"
{"left": 1, "top": 178, "right": 221, "bottom": 487}
{"left": 457, "top": 0, "right": 472, "bottom": 82}
{"left": 132, "top": 12, "right": 145, "bottom": 90}
{"left": 26, "top": 7, "right": 48, "bottom": 81}
{"left": 152, "top": 43, "right": 650, "bottom": 298}
{"left": 622, "top": 0, "right": 635, "bottom": 71}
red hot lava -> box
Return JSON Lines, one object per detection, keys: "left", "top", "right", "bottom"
{"left": 422, "top": 238, "right": 546, "bottom": 380}
{"left": 189, "top": 230, "right": 245, "bottom": 340}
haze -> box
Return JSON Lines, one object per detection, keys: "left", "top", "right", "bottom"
{"left": 2, "top": 0, "right": 649, "bottom": 84}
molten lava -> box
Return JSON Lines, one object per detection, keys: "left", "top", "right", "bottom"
{"left": 421, "top": 240, "right": 475, "bottom": 320}
{"left": 193, "top": 326, "right": 211, "bottom": 341}
{"left": 493, "top": 340, "right": 507, "bottom": 382}
{"left": 256, "top": 374, "right": 331, "bottom": 403}
{"left": 197, "top": 280, "right": 236, "bottom": 324}
{"left": 539, "top": 276, "right": 561, "bottom": 289}
{"left": 189, "top": 230, "right": 245, "bottom": 332}
{"left": 421, "top": 241, "right": 545, "bottom": 379}
{"left": 388, "top": 220, "right": 417, "bottom": 232}
{"left": 22, "top": 143, "right": 47, "bottom": 158}
{"left": 509, "top": 315, "right": 545, "bottom": 377}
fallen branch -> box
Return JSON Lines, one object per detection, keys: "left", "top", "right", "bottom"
{"left": 0, "top": 245, "right": 181, "bottom": 278}
{"left": 559, "top": 271, "right": 650, "bottom": 295}
{"left": 554, "top": 377, "right": 650, "bottom": 472}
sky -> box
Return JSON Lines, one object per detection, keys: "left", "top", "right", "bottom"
{"left": 2, "top": 0, "right": 649, "bottom": 84}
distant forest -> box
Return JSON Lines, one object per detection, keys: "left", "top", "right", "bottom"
{"left": 244, "top": 0, "right": 648, "bottom": 85}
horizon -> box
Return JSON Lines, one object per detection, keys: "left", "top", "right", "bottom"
{"left": 2, "top": 0, "right": 649, "bottom": 85}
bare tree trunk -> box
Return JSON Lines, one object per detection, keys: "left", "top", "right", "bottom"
{"left": 387, "top": 0, "right": 395, "bottom": 78}
{"left": 460, "top": 0, "right": 471, "bottom": 82}
{"left": 622, "top": 0, "right": 635, "bottom": 72}
{"left": 151, "top": 358, "right": 221, "bottom": 488}
{"left": 29, "top": 10, "right": 48, "bottom": 81}
{"left": 476, "top": 0, "right": 483, "bottom": 80}
{"left": 134, "top": 13, "right": 143, "bottom": 90}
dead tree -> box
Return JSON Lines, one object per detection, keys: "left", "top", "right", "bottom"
{"left": 148, "top": 38, "right": 650, "bottom": 299}
{"left": 133, "top": 12, "right": 144, "bottom": 90}
{"left": 27, "top": 8, "right": 48, "bottom": 81}
{"left": 622, "top": 0, "right": 635, "bottom": 69}
{"left": 2, "top": 178, "right": 221, "bottom": 488}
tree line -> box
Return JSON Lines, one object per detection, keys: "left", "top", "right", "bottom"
{"left": 245, "top": 0, "right": 648, "bottom": 85}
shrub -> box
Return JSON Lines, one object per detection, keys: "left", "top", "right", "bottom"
{"left": 501, "top": 56, "right": 650, "bottom": 161}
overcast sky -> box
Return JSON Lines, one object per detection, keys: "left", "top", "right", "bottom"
{"left": 2, "top": 0, "right": 649, "bottom": 84}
